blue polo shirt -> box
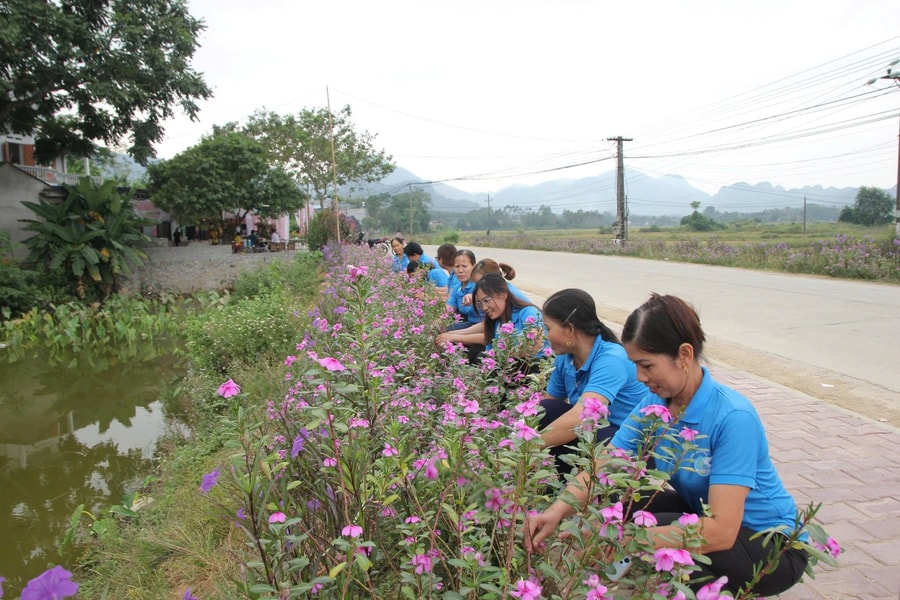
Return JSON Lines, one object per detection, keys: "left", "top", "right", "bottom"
{"left": 392, "top": 254, "right": 409, "bottom": 273}
{"left": 546, "top": 337, "right": 649, "bottom": 427}
{"left": 447, "top": 272, "right": 460, "bottom": 295}
{"left": 420, "top": 252, "right": 442, "bottom": 271}
{"left": 426, "top": 266, "right": 449, "bottom": 287}
{"left": 447, "top": 281, "right": 481, "bottom": 325}
{"left": 487, "top": 305, "right": 550, "bottom": 356}
{"left": 612, "top": 368, "right": 804, "bottom": 537}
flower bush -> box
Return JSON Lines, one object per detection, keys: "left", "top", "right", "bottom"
{"left": 199, "top": 244, "right": 838, "bottom": 599}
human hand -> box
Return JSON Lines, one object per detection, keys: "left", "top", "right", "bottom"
{"left": 462, "top": 293, "right": 473, "bottom": 306}
{"left": 524, "top": 511, "right": 563, "bottom": 554}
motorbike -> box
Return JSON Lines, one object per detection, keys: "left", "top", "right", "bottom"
{"left": 355, "top": 232, "right": 391, "bottom": 257}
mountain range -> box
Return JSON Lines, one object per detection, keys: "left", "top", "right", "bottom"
{"left": 349, "top": 166, "right": 886, "bottom": 217}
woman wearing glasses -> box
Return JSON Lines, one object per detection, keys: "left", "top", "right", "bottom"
{"left": 473, "top": 273, "right": 550, "bottom": 361}
{"left": 538, "top": 289, "right": 652, "bottom": 475}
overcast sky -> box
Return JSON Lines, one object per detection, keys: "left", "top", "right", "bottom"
{"left": 156, "top": 0, "right": 900, "bottom": 201}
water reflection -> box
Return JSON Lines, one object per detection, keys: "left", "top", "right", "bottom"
{"left": 0, "top": 352, "right": 184, "bottom": 593}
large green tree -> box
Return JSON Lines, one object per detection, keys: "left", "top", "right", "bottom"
{"left": 839, "top": 186, "right": 894, "bottom": 226}
{"left": 147, "top": 130, "right": 306, "bottom": 225}
{"left": 0, "top": 0, "right": 212, "bottom": 164}
{"left": 244, "top": 106, "right": 394, "bottom": 209}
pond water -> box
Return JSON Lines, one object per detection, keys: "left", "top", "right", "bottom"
{"left": 0, "top": 352, "right": 185, "bottom": 594}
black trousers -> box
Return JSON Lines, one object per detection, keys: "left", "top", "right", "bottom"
{"left": 539, "top": 399, "right": 619, "bottom": 477}
{"left": 631, "top": 489, "right": 809, "bottom": 596}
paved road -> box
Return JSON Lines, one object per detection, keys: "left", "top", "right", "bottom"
{"left": 430, "top": 245, "right": 900, "bottom": 425}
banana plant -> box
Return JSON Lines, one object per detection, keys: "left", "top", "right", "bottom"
{"left": 21, "top": 177, "right": 152, "bottom": 298}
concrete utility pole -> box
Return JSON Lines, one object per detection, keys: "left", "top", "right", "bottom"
{"left": 487, "top": 194, "right": 492, "bottom": 235}
{"left": 608, "top": 136, "right": 632, "bottom": 243}
{"left": 867, "top": 65, "right": 900, "bottom": 237}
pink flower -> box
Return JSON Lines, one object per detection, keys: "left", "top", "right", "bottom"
{"left": 582, "top": 574, "right": 610, "bottom": 600}
{"left": 509, "top": 578, "right": 542, "bottom": 600}
{"left": 268, "top": 512, "right": 287, "bottom": 524}
{"left": 640, "top": 404, "right": 673, "bottom": 423}
{"left": 677, "top": 513, "right": 700, "bottom": 526}
{"left": 696, "top": 576, "right": 729, "bottom": 600}
{"left": 348, "top": 264, "right": 368, "bottom": 278}
{"left": 499, "top": 322, "right": 516, "bottom": 334}
{"left": 216, "top": 378, "right": 241, "bottom": 398}
{"left": 581, "top": 396, "right": 610, "bottom": 422}
{"left": 513, "top": 420, "right": 539, "bottom": 440}
{"left": 404, "top": 516, "right": 421, "bottom": 524}
{"left": 601, "top": 501, "right": 623, "bottom": 522}
{"left": 679, "top": 427, "right": 699, "bottom": 441}
{"left": 424, "top": 460, "right": 438, "bottom": 480}
{"left": 317, "top": 357, "right": 346, "bottom": 371}
{"left": 484, "top": 488, "right": 507, "bottom": 511}
{"left": 633, "top": 510, "right": 658, "bottom": 527}
{"left": 342, "top": 524, "right": 363, "bottom": 538}
{"left": 323, "top": 457, "right": 337, "bottom": 467}
{"left": 653, "top": 547, "right": 694, "bottom": 572}
{"left": 382, "top": 443, "right": 399, "bottom": 457}
{"left": 284, "top": 355, "right": 297, "bottom": 366}
{"left": 410, "top": 553, "right": 433, "bottom": 574}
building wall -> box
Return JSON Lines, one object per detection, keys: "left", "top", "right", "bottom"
{"left": 0, "top": 163, "right": 52, "bottom": 255}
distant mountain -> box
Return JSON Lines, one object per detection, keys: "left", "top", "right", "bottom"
{"left": 344, "top": 166, "right": 482, "bottom": 213}
{"left": 117, "top": 149, "right": 886, "bottom": 217}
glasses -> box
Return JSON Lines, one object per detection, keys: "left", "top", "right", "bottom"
{"left": 476, "top": 296, "right": 494, "bottom": 309}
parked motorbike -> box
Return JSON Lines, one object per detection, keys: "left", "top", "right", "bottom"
{"left": 355, "top": 232, "right": 391, "bottom": 256}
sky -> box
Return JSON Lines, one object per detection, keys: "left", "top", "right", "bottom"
{"left": 155, "top": 0, "right": 900, "bottom": 206}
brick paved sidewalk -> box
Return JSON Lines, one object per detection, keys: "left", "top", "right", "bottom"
{"left": 710, "top": 363, "right": 900, "bottom": 600}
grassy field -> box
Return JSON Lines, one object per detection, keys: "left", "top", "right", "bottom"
{"left": 421, "top": 222, "right": 899, "bottom": 282}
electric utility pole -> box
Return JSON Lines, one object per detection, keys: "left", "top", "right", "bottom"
{"left": 409, "top": 183, "right": 414, "bottom": 236}
{"left": 867, "top": 63, "right": 900, "bottom": 237}
{"left": 487, "top": 194, "right": 492, "bottom": 236}
{"left": 608, "top": 136, "right": 632, "bottom": 243}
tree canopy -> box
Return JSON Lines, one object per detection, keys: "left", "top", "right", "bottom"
{"left": 0, "top": 0, "right": 212, "bottom": 164}
{"left": 147, "top": 131, "right": 306, "bottom": 226}
{"left": 244, "top": 106, "right": 394, "bottom": 209}
{"left": 839, "top": 186, "right": 894, "bottom": 226}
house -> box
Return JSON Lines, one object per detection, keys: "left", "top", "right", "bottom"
{"left": 1, "top": 133, "right": 94, "bottom": 257}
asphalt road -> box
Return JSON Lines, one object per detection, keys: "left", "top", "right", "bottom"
{"left": 430, "top": 245, "right": 900, "bottom": 425}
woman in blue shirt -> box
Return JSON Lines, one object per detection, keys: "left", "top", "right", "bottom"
{"left": 473, "top": 273, "right": 549, "bottom": 359}
{"left": 538, "top": 289, "right": 652, "bottom": 475}
{"left": 525, "top": 294, "right": 808, "bottom": 597}
{"left": 390, "top": 237, "right": 408, "bottom": 272}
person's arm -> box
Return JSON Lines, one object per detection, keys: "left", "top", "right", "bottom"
{"left": 525, "top": 466, "right": 596, "bottom": 552}
{"left": 435, "top": 322, "right": 485, "bottom": 347}
{"left": 540, "top": 391, "right": 611, "bottom": 448}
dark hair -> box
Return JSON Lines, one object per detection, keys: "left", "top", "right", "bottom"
{"left": 436, "top": 243, "right": 457, "bottom": 267}
{"left": 453, "top": 249, "right": 476, "bottom": 265}
{"left": 471, "top": 258, "right": 515, "bottom": 282}
{"left": 474, "top": 273, "right": 537, "bottom": 346}
{"left": 404, "top": 241, "right": 424, "bottom": 257}
{"left": 622, "top": 293, "right": 705, "bottom": 359}
{"left": 406, "top": 259, "right": 420, "bottom": 275}
{"left": 391, "top": 236, "right": 405, "bottom": 246}
{"left": 542, "top": 289, "right": 620, "bottom": 345}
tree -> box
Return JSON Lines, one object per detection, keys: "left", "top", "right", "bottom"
{"left": 244, "top": 106, "right": 394, "bottom": 209}
{"left": 20, "top": 178, "right": 151, "bottom": 298}
{"left": 839, "top": 186, "right": 893, "bottom": 226}
{"left": 0, "top": 0, "right": 212, "bottom": 164}
{"left": 147, "top": 131, "right": 307, "bottom": 226}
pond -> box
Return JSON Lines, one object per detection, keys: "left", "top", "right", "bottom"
{"left": 0, "top": 351, "right": 185, "bottom": 595}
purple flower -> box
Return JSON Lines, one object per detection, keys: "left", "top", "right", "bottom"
{"left": 21, "top": 566, "right": 79, "bottom": 600}
{"left": 184, "top": 589, "right": 199, "bottom": 600}
{"left": 291, "top": 428, "right": 310, "bottom": 457}
{"left": 0, "top": 575, "right": 5, "bottom": 599}
{"left": 199, "top": 468, "right": 220, "bottom": 493}
{"left": 216, "top": 378, "right": 241, "bottom": 398}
